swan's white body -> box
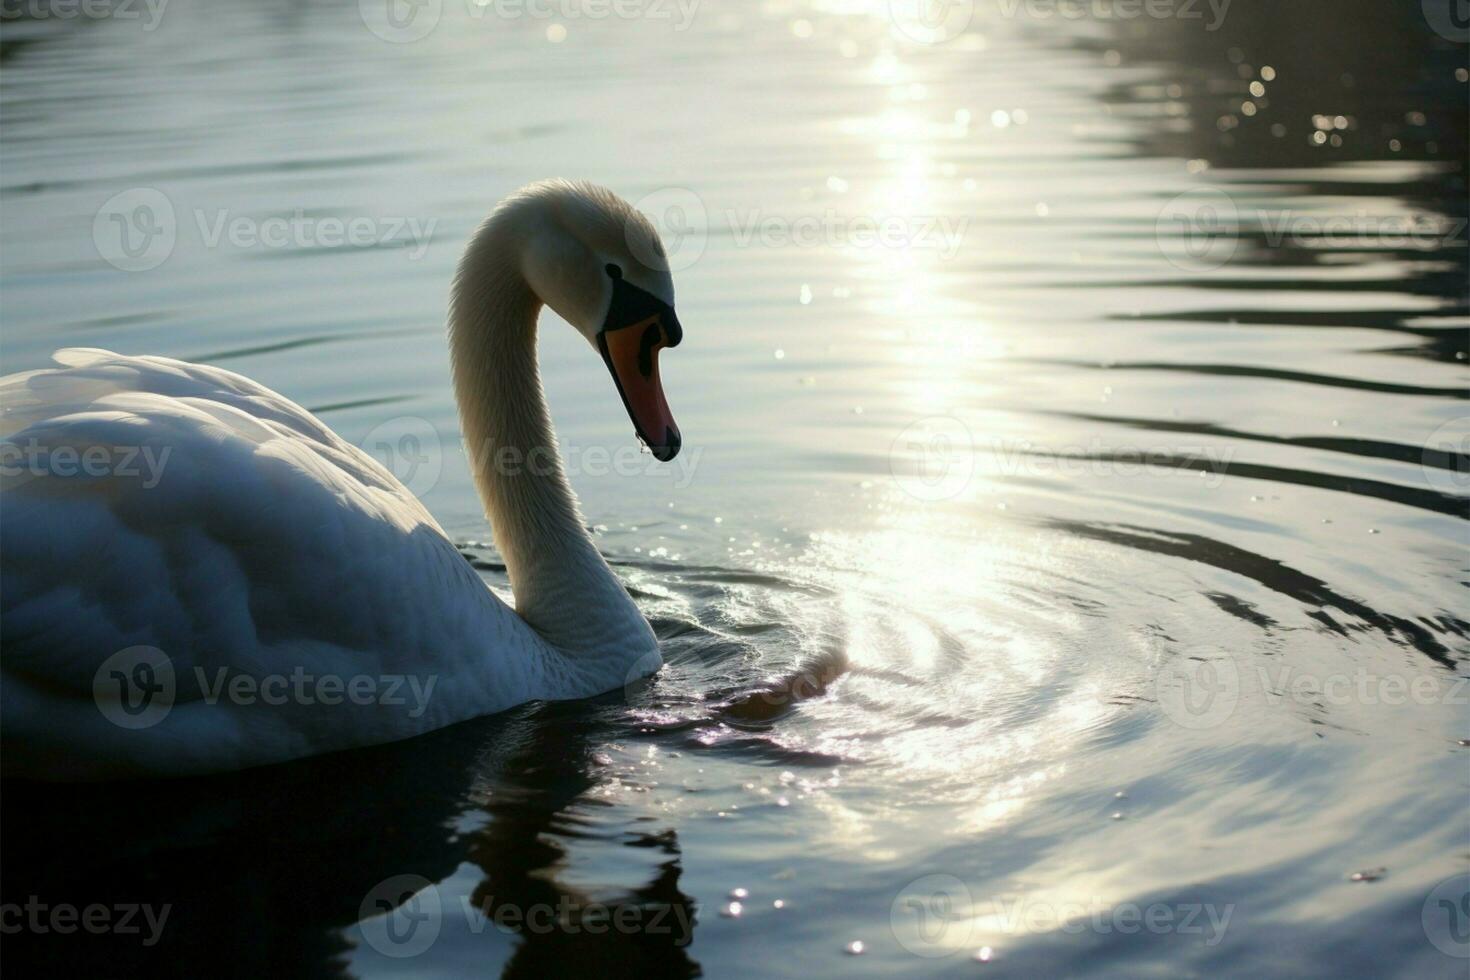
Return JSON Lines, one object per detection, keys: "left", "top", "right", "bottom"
{"left": 0, "top": 181, "right": 682, "bottom": 780}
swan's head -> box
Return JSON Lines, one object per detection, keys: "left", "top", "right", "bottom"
{"left": 499, "top": 180, "right": 684, "bottom": 462}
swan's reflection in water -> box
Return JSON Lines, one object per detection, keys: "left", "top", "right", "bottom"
{"left": 0, "top": 700, "right": 700, "bottom": 978}
{"left": 453, "top": 705, "right": 699, "bottom": 979}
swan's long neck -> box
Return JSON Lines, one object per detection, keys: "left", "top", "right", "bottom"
{"left": 449, "top": 217, "right": 655, "bottom": 670}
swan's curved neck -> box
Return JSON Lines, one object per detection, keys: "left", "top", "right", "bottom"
{"left": 449, "top": 218, "right": 654, "bottom": 666}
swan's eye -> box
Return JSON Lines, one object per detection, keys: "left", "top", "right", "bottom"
{"left": 605, "top": 263, "right": 623, "bottom": 279}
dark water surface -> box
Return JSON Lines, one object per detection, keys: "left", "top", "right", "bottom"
{"left": 1, "top": 0, "right": 1467, "bottom": 976}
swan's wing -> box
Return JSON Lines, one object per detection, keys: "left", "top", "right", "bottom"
{"left": 1, "top": 349, "right": 531, "bottom": 773}
{"left": 0, "top": 347, "right": 439, "bottom": 529}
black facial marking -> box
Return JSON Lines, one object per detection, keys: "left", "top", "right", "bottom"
{"left": 638, "top": 323, "right": 660, "bottom": 377}
{"left": 601, "top": 270, "right": 680, "bottom": 344}
{"left": 605, "top": 263, "right": 623, "bottom": 279}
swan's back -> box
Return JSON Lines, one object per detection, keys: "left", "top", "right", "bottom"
{"left": 2, "top": 348, "right": 428, "bottom": 508}
{"left": 1, "top": 349, "right": 537, "bottom": 778}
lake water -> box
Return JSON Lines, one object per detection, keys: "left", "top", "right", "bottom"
{"left": 1, "top": 0, "right": 1467, "bottom": 976}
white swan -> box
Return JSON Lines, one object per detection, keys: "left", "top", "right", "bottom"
{"left": 0, "top": 180, "right": 685, "bottom": 780}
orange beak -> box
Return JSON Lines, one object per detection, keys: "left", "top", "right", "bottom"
{"left": 598, "top": 311, "right": 681, "bottom": 461}
{"left": 598, "top": 263, "right": 683, "bottom": 461}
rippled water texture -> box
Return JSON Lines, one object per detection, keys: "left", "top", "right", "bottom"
{"left": 1, "top": 0, "right": 1467, "bottom": 976}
